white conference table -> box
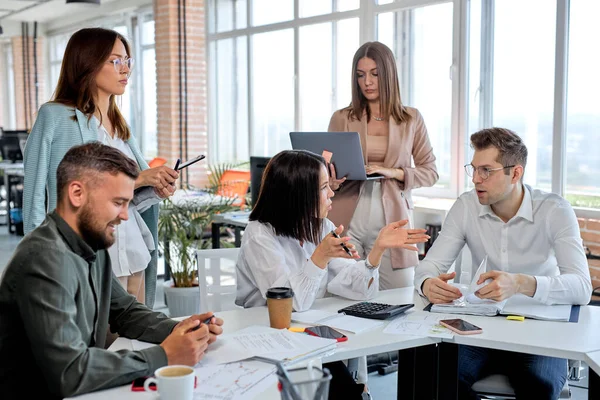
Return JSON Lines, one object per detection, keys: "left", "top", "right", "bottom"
{"left": 67, "top": 288, "right": 600, "bottom": 399}
{"left": 67, "top": 288, "right": 437, "bottom": 400}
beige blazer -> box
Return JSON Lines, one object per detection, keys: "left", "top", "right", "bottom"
{"left": 327, "top": 106, "right": 439, "bottom": 269}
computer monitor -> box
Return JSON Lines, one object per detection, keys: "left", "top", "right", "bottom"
{"left": 0, "top": 130, "right": 28, "bottom": 163}
{"left": 250, "top": 156, "right": 271, "bottom": 207}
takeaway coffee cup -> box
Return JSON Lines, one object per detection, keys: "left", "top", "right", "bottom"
{"left": 144, "top": 365, "right": 195, "bottom": 400}
{"left": 266, "top": 287, "right": 294, "bottom": 329}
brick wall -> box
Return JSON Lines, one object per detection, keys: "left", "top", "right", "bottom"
{"left": 154, "top": 0, "right": 208, "bottom": 188}
{"left": 11, "top": 36, "right": 45, "bottom": 131}
{"left": 579, "top": 218, "right": 600, "bottom": 299}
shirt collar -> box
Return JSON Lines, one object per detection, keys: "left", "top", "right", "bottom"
{"left": 477, "top": 184, "right": 534, "bottom": 223}
{"left": 49, "top": 211, "right": 97, "bottom": 263}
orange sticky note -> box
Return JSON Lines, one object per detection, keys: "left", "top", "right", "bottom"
{"left": 322, "top": 150, "right": 333, "bottom": 163}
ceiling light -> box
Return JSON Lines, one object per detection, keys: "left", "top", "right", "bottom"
{"left": 66, "top": 0, "right": 101, "bottom": 4}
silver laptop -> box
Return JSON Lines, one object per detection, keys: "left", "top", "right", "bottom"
{"left": 289, "top": 131, "right": 383, "bottom": 181}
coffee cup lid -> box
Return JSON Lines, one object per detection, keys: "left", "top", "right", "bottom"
{"left": 266, "top": 287, "right": 294, "bottom": 299}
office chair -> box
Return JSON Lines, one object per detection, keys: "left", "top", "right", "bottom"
{"left": 472, "top": 373, "right": 571, "bottom": 399}
{"left": 196, "top": 247, "right": 241, "bottom": 313}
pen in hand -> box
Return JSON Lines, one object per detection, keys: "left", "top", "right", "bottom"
{"left": 330, "top": 230, "right": 353, "bottom": 257}
{"left": 191, "top": 315, "right": 216, "bottom": 331}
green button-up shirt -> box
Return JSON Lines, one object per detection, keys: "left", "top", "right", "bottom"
{"left": 0, "top": 211, "right": 178, "bottom": 399}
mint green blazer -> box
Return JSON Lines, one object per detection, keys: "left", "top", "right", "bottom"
{"left": 23, "top": 102, "right": 160, "bottom": 308}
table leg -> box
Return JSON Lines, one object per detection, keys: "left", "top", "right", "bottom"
{"left": 589, "top": 367, "right": 600, "bottom": 400}
{"left": 437, "top": 342, "right": 459, "bottom": 400}
{"left": 397, "top": 344, "right": 438, "bottom": 399}
{"left": 212, "top": 222, "right": 222, "bottom": 249}
{"left": 234, "top": 227, "right": 242, "bottom": 247}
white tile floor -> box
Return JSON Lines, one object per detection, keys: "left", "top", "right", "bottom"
{"left": 0, "top": 225, "right": 591, "bottom": 399}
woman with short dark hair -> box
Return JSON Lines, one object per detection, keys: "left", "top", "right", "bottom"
{"left": 235, "top": 149, "right": 428, "bottom": 312}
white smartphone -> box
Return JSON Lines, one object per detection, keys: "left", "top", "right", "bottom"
{"left": 439, "top": 318, "right": 483, "bottom": 335}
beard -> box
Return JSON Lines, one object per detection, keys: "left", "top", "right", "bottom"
{"left": 78, "top": 204, "right": 118, "bottom": 250}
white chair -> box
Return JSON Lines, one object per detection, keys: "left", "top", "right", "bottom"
{"left": 196, "top": 247, "right": 241, "bottom": 313}
{"left": 472, "top": 373, "right": 571, "bottom": 399}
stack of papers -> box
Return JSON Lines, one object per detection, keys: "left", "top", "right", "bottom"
{"left": 291, "top": 309, "right": 384, "bottom": 334}
{"left": 199, "top": 327, "right": 337, "bottom": 366}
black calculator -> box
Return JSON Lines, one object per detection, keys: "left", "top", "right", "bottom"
{"left": 338, "top": 302, "right": 414, "bottom": 320}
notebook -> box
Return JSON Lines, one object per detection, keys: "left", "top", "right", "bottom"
{"left": 291, "top": 309, "right": 384, "bottom": 334}
{"left": 428, "top": 257, "right": 575, "bottom": 321}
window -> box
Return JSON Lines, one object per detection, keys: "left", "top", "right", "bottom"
{"left": 208, "top": 0, "right": 600, "bottom": 214}
{"left": 377, "top": 2, "right": 454, "bottom": 191}
{"left": 565, "top": 0, "right": 600, "bottom": 209}
{"left": 251, "top": 29, "right": 294, "bottom": 156}
{"left": 491, "top": 0, "right": 556, "bottom": 193}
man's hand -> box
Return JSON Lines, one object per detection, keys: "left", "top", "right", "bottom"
{"left": 475, "top": 271, "right": 536, "bottom": 301}
{"left": 422, "top": 272, "right": 463, "bottom": 304}
{"left": 160, "top": 319, "right": 211, "bottom": 366}
{"left": 176, "top": 312, "right": 224, "bottom": 344}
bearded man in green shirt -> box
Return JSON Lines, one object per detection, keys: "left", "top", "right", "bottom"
{"left": 0, "top": 142, "right": 223, "bottom": 399}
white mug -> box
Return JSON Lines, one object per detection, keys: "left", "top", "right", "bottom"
{"left": 144, "top": 365, "right": 195, "bottom": 400}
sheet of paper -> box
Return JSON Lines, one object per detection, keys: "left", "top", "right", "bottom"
{"left": 468, "top": 256, "right": 491, "bottom": 294}
{"left": 199, "top": 329, "right": 336, "bottom": 366}
{"left": 501, "top": 294, "right": 572, "bottom": 321}
{"left": 193, "top": 361, "right": 276, "bottom": 400}
{"left": 131, "top": 339, "right": 156, "bottom": 351}
{"left": 292, "top": 310, "right": 335, "bottom": 324}
{"left": 383, "top": 313, "right": 454, "bottom": 339}
{"left": 291, "top": 310, "right": 383, "bottom": 334}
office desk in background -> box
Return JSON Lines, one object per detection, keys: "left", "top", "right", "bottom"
{"left": 211, "top": 210, "right": 250, "bottom": 248}
{"left": 0, "top": 162, "right": 24, "bottom": 235}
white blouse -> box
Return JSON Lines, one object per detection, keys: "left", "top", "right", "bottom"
{"left": 235, "top": 219, "right": 379, "bottom": 311}
{"left": 97, "top": 121, "right": 154, "bottom": 277}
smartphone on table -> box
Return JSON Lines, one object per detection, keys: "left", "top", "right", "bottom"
{"left": 304, "top": 325, "right": 348, "bottom": 342}
{"left": 439, "top": 319, "right": 483, "bottom": 335}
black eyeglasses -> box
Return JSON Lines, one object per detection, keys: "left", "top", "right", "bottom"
{"left": 464, "top": 164, "right": 515, "bottom": 180}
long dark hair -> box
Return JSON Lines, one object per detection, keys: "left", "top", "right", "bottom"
{"left": 346, "top": 41, "right": 410, "bottom": 124}
{"left": 250, "top": 150, "right": 326, "bottom": 244}
{"left": 52, "top": 27, "right": 131, "bottom": 140}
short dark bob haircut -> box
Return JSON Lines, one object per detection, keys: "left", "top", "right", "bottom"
{"left": 250, "top": 149, "right": 327, "bottom": 244}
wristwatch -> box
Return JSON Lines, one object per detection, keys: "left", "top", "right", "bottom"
{"left": 365, "top": 258, "right": 379, "bottom": 270}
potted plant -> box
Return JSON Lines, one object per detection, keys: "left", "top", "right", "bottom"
{"left": 158, "top": 193, "right": 236, "bottom": 317}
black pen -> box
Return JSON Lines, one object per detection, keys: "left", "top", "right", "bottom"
{"left": 174, "top": 158, "right": 181, "bottom": 171}
{"left": 191, "top": 315, "right": 216, "bottom": 331}
{"left": 330, "top": 230, "right": 353, "bottom": 257}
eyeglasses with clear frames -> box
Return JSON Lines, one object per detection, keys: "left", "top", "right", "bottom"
{"left": 464, "top": 164, "right": 516, "bottom": 180}
{"left": 107, "top": 57, "right": 134, "bottom": 73}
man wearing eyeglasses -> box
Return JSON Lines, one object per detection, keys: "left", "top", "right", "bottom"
{"left": 414, "top": 127, "right": 592, "bottom": 400}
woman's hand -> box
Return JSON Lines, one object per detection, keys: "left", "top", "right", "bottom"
{"left": 328, "top": 163, "right": 347, "bottom": 191}
{"left": 374, "top": 219, "right": 429, "bottom": 251}
{"left": 136, "top": 166, "right": 179, "bottom": 192}
{"left": 311, "top": 225, "right": 359, "bottom": 268}
{"left": 367, "top": 220, "right": 429, "bottom": 266}
{"left": 365, "top": 164, "right": 404, "bottom": 181}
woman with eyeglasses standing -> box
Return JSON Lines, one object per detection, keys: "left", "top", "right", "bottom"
{"left": 23, "top": 28, "right": 177, "bottom": 308}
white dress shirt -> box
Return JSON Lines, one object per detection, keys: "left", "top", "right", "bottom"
{"left": 97, "top": 122, "right": 155, "bottom": 277}
{"left": 235, "top": 219, "right": 379, "bottom": 311}
{"left": 414, "top": 185, "right": 592, "bottom": 305}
